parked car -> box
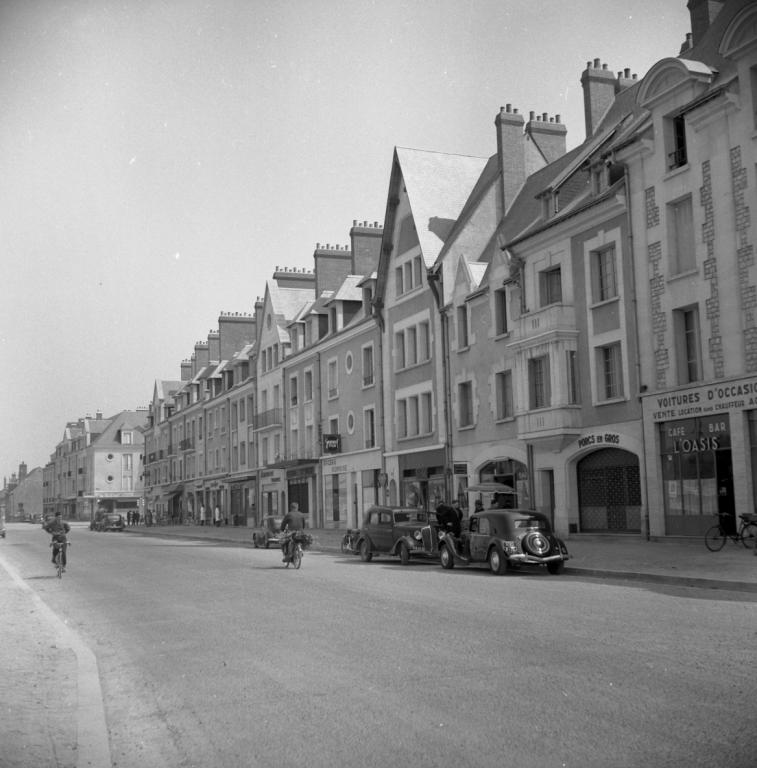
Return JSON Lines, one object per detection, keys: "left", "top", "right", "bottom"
{"left": 251, "top": 515, "right": 284, "bottom": 548}
{"left": 355, "top": 506, "right": 439, "bottom": 565}
{"left": 438, "top": 509, "right": 570, "bottom": 575}
{"left": 99, "top": 513, "right": 125, "bottom": 532}
{"left": 90, "top": 510, "right": 107, "bottom": 531}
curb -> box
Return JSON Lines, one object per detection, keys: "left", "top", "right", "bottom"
{"left": 124, "top": 528, "right": 757, "bottom": 594}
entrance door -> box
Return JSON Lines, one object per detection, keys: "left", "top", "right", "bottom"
{"left": 578, "top": 449, "right": 641, "bottom": 533}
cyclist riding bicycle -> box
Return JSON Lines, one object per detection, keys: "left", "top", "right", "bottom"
{"left": 280, "top": 502, "right": 306, "bottom": 562}
{"left": 44, "top": 511, "right": 70, "bottom": 570}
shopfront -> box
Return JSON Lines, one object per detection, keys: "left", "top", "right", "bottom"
{"left": 397, "top": 448, "right": 447, "bottom": 513}
{"left": 643, "top": 378, "right": 755, "bottom": 538}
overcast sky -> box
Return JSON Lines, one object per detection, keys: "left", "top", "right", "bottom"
{"left": 0, "top": 0, "right": 691, "bottom": 475}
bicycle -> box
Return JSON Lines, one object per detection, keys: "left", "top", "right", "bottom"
{"left": 704, "top": 513, "right": 757, "bottom": 551}
{"left": 50, "top": 536, "right": 69, "bottom": 578}
{"left": 282, "top": 531, "right": 312, "bottom": 569}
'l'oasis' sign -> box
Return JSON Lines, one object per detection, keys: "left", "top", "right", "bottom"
{"left": 322, "top": 434, "right": 341, "bottom": 454}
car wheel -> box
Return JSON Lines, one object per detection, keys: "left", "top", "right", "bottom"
{"left": 488, "top": 546, "right": 508, "bottom": 575}
{"left": 440, "top": 543, "right": 454, "bottom": 569}
{"left": 398, "top": 541, "right": 410, "bottom": 566}
{"left": 359, "top": 539, "right": 373, "bottom": 562}
{"left": 547, "top": 560, "right": 565, "bottom": 575}
{"left": 522, "top": 531, "right": 550, "bottom": 557}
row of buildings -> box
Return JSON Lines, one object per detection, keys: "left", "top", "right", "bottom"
{"left": 20, "top": 0, "right": 757, "bottom": 540}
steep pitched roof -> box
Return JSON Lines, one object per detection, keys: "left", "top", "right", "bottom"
{"left": 395, "top": 147, "right": 489, "bottom": 267}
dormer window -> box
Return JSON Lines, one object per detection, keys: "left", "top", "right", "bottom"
{"left": 667, "top": 114, "right": 687, "bottom": 170}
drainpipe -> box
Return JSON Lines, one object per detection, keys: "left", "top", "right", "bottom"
{"left": 427, "top": 267, "right": 454, "bottom": 503}
{"left": 618, "top": 156, "right": 650, "bottom": 540}
{"left": 372, "top": 297, "right": 389, "bottom": 504}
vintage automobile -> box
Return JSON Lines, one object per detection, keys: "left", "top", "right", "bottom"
{"left": 355, "top": 505, "right": 440, "bottom": 565}
{"left": 251, "top": 515, "right": 284, "bottom": 549}
{"left": 98, "top": 512, "right": 125, "bottom": 532}
{"left": 438, "top": 509, "right": 570, "bottom": 575}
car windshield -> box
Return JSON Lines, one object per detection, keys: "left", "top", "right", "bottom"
{"left": 513, "top": 517, "right": 547, "bottom": 530}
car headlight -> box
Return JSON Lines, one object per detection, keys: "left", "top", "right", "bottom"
{"left": 413, "top": 530, "right": 422, "bottom": 541}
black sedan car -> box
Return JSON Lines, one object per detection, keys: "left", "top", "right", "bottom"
{"left": 355, "top": 506, "right": 439, "bottom": 565}
{"left": 438, "top": 509, "right": 570, "bottom": 575}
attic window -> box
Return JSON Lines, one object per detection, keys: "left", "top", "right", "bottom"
{"left": 667, "top": 114, "right": 687, "bottom": 170}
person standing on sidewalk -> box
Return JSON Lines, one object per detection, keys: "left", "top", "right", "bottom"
{"left": 199, "top": 505, "right": 206, "bottom": 526}
{"left": 213, "top": 505, "right": 221, "bottom": 527}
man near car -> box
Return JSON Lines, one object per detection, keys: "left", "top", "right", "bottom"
{"left": 44, "top": 511, "right": 70, "bottom": 570}
{"left": 280, "top": 502, "right": 305, "bottom": 562}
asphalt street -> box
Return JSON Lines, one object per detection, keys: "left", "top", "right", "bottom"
{"left": 1, "top": 523, "right": 755, "bottom": 768}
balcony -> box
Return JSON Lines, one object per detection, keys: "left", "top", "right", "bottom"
{"left": 254, "top": 408, "right": 283, "bottom": 430}
{"left": 516, "top": 405, "right": 582, "bottom": 451}
{"left": 179, "top": 438, "right": 194, "bottom": 451}
{"left": 507, "top": 304, "right": 577, "bottom": 349}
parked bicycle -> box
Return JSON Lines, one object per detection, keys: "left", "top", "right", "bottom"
{"left": 704, "top": 512, "right": 757, "bottom": 551}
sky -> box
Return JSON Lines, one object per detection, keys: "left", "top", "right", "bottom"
{"left": 0, "top": 0, "right": 692, "bottom": 476}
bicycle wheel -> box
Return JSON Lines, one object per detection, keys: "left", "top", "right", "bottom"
{"left": 292, "top": 543, "right": 302, "bottom": 569}
{"left": 740, "top": 523, "right": 757, "bottom": 549}
{"left": 704, "top": 525, "right": 726, "bottom": 552}
{"left": 55, "top": 549, "right": 63, "bottom": 578}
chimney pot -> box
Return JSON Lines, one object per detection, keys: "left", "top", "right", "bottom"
{"left": 593, "top": 58, "right": 600, "bottom": 68}
{"left": 542, "top": 112, "right": 548, "bottom": 122}
{"left": 529, "top": 110, "right": 535, "bottom": 120}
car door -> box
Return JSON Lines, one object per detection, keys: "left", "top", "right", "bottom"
{"left": 468, "top": 515, "right": 490, "bottom": 562}
{"left": 370, "top": 510, "right": 394, "bottom": 552}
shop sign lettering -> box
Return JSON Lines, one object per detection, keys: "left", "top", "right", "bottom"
{"left": 577, "top": 432, "right": 621, "bottom": 448}
{"left": 650, "top": 378, "right": 757, "bottom": 420}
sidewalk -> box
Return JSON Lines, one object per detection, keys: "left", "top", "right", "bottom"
{"left": 124, "top": 522, "right": 757, "bottom": 592}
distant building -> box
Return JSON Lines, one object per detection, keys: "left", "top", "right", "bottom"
{"left": 4, "top": 462, "right": 43, "bottom": 522}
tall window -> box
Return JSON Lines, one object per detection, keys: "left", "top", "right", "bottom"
{"left": 289, "top": 376, "right": 298, "bottom": 406}
{"left": 529, "top": 356, "right": 550, "bottom": 409}
{"left": 395, "top": 266, "right": 404, "bottom": 296}
{"left": 494, "top": 288, "right": 508, "bottom": 335}
{"left": 395, "top": 331, "right": 406, "bottom": 369}
{"left": 457, "top": 305, "right": 469, "bottom": 349}
{"left": 458, "top": 381, "right": 474, "bottom": 427}
{"left": 669, "top": 196, "right": 696, "bottom": 274}
{"left": 540, "top": 266, "right": 562, "bottom": 306}
{"left": 397, "top": 400, "right": 408, "bottom": 438}
{"left": 364, "top": 407, "right": 376, "bottom": 448}
{"left": 597, "top": 343, "right": 623, "bottom": 400}
{"left": 327, "top": 359, "right": 338, "bottom": 398}
{"left": 495, "top": 370, "right": 513, "bottom": 419}
{"left": 675, "top": 305, "right": 702, "bottom": 384}
{"left": 667, "top": 114, "right": 687, "bottom": 170}
{"left": 304, "top": 370, "right": 313, "bottom": 402}
{"left": 414, "top": 256, "right": 423, "bottom": 287}
{"left": 419, "top": 322, "right": 430, "bottom": 361}
{"left": 420, "top": 392, "right": 433, "bottom": 434}
{"left": 567, "top": 350, "right": 580, "bottom": 404}
{"left": 362, "top": 345, "right": 374, "bottom": 386}
{"left": 407, "top": 326, "right": 417, "bottom": 366}
{"left": 592, "top": 246, "right": 617, "bottom": 302}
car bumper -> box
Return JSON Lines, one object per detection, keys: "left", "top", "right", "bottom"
{"left": 508, "top": 552, "right": 569, "bottom": 565}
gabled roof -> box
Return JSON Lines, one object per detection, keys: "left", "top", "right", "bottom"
{"left": 394, "top": 147, "right": 489, "bottom": 267}
{"left": 154, "top": 379, "right": 184, "bottom": 401}
{"left": 268, "top": 281, "right": 313, "bottom": 321}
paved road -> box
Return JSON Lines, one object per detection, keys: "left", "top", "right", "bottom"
{"left": 2, "top": 524, "right": 755, "bottom": 768}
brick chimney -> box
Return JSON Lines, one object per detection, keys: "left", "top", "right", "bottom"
{"left": 525, "top": 112, "right": 567, "bottom": 164}
{"left": 217, "top": 312, "right": 256, "bottom": 359}
{"left": 207, "top": 330, "right": 221, "bottom": 361}
{"left": 193, "top": 341, "right": 209, "bottom": 374}
{"left": 349, "top": 220, "right": 383, "bottom": 277}
{"left": 312, "top": 245, "right": 353, "bottom": 297}
{"left": 180, "top": 359, "right": 192, "bottom": 381}
{"left": 495, "top": 104, "right": 526, "bottom": 214}
{"left": 581, "top": 59, "right": 616, "bottom": 139}
{"left": 18, "top": 462, "right": 27, "bottom": 482}
{"left": 687, "top": 0, "right": 725, "bottom": 47}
